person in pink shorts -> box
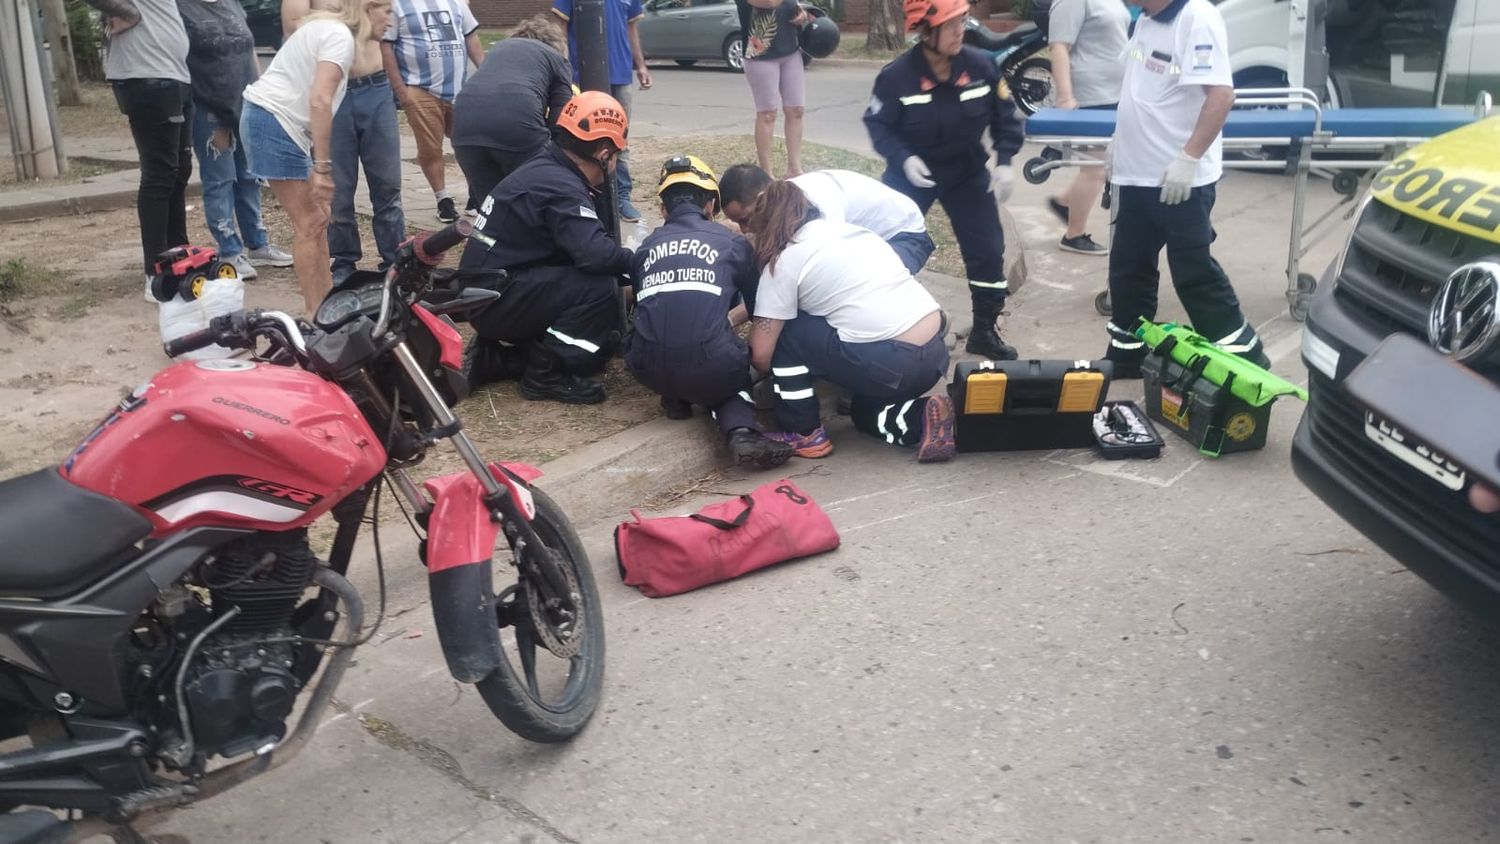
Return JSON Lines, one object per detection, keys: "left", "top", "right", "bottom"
{"left": 736, "top": 0, "right": 808, "bottom": 176}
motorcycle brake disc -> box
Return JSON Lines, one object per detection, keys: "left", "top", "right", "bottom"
{"left": 521, "top": 554, "right": 584, "bottom": 659}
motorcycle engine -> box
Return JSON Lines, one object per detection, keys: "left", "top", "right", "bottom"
{"left": 177, "top": 531, "right": 320, "bottom": 760}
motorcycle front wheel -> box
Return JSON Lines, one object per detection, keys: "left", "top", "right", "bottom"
{"left": 476, "top": 488, "right": 605, "bottom": 743}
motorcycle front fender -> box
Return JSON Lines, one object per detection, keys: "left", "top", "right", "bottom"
{"left": 421, "top": 462, "right": 543, "bottom": 683}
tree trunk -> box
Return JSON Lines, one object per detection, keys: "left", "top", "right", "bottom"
{"left": 39, "top": 0, "right": 81, "bottom": 106}
{"left": 865, "top": 0, "right": 903, "bottom": 51}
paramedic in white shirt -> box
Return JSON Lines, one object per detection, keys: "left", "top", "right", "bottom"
{"left": 1102, "top": 0, "right": 1270, "bottom": 378}
{"left": 717, "top": 164, "right": 937, "bottom": 276}
{"left": 740, "top": 181, "right": 957, "bottom": 463}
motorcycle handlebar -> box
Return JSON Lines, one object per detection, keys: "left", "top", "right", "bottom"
{"left": 162, "top": 311, "right": 307, "bottom": 360}
{"left": 163, "top": 325, "right": 219, "bottom": 358}
{"left": 415, "top": 219, "right": 473, "bottom": 266}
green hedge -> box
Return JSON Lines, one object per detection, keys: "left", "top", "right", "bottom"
{"left": 65, "top": 0, "right": 105, "bottom": 82}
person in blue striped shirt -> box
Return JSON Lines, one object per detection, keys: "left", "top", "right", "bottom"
{"left": 380, "top": 0, "right": 483, "bottom": 223}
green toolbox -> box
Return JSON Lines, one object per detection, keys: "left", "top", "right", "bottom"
{"left": 1137, "top": 320, "right": 1308, "bottom": 457}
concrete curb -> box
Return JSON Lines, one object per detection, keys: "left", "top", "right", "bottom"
{"left": 0, "top": 175, "right": 200, "bottom": 224}
{"left": 812, "top": 57, "right": 891, "bottom": 69}
{"left": 533, "top": 412, "right": 727, "bottom": 527}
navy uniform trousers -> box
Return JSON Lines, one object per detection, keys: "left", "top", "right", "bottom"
{"left": 623, "top": 332, "right": 757, "bottom": 435}
{"left": 1105, "top": 183, "right": 1265, "bottom": 363}
{"left": 885, "top": 170, "right": 1009, "bottom": 309}
{"left": 770, "top": 312, "right": 949, "bottom": 445}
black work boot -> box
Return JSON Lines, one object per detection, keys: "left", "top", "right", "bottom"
{"left": 727, "top": 428, "right": 794, "bottom": 469}
{"left": 462, "top": 338, "right": 526, "bottom": 390}
{"left": 966, "top": 302, "right": 1018, "bottom": 361}
{"left": 661, "top": 397, "right": 693, "bottom": 419}
{"left": 1239, "top": 348, "right": 1273, "bottom": 370}
{"left": 1105, "top": 354, "right": 1144, "bottom": 380}
{"left": 519, "top": 348, "right": 606, "bottom": 404}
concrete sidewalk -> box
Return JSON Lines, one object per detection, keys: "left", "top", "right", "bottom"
{"left": 0, "top": 125, "right": 455, "bottom": 225}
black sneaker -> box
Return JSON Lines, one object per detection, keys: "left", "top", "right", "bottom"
{"left": 727, "top": 428, "right": 794, "bottom": 469}
{"left": 437, "top": 197, "right": 459, "bottom": 224}
{"left": 661, "top": 397, "right": 693, "bottom": 419}
{"left": 1047, "top": 197, "right": 1069, "bottom": 225}
{"left": 1059, "top": 233, "right": 1109, "bottom": 256}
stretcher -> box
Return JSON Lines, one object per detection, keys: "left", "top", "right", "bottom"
{"left": 1021, "top": 89, "right": 1490, "bottom": 321}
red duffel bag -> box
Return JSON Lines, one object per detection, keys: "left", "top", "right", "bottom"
{"left": 615, "top": 479, "right": 840, "bottom": 597}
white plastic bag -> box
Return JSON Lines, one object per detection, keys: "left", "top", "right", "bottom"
{"left": 158, "top": 276, "right": 244, "bottom": 361}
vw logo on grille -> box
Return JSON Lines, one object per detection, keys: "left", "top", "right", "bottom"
{"left": 1428, "top": 261, "right": 1500, "bottom": 362}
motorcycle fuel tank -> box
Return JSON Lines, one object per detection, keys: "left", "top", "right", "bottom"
{"left": 61, "top": 359, "right": 386, "bottom": 534}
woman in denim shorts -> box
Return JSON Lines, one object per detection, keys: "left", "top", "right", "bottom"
{"left": 241, "top": 0, "right": 392, "bottom": 313}
{"left": 736, "top": 0, "right": 808, "bottom": 177}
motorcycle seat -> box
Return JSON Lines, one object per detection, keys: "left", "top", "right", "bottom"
{"left": 0, "top": 469, "right": 153, "bottom": 598}
{"left": 965, "top": 20, "right": 1037, "bottom": 52}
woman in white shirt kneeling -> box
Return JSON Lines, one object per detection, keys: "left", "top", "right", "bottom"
{"left": 240, "top": 0, "right": 392, "bottom": 313}
{"left": 744, "top": 181, "right": 956, "bottom": 463}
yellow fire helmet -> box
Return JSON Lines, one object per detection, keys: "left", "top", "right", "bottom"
{"left": 656, "top": 154, "right": 720, "bottom": 198}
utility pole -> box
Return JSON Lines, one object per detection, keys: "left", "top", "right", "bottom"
{"left": 572, "top": 0, "right": 617, "bottom": 239}
{"left": 0, "top": 0, "right": 64, "bottom": 180}
{"left": 571, "top": 0, "right": 627, "bottom": 333}
{"left": 39, "top": 0, "right": 83, "bottom": 107}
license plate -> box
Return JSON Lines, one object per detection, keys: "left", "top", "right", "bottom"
{"left": 1363, "top": 412, "right": 1467, "bottom": 491}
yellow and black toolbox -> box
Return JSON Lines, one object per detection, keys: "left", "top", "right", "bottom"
{"left": 949, "top": 359, "right": 1113, "bottom": 452}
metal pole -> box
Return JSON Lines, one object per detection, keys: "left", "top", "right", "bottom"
{"left": 39, "top": 0, "right": 81, "bottom": 107}
{"left": 571, "top": 0, "right": 627, "bottom": 333}
{"left": 0, "top": 20, "right": 27, "bottom": 181}
{"left": 30, "top": 0, "right": 68, "bottom": 175}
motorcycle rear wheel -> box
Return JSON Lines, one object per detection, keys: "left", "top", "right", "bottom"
{"left": 475, "top": 488, "right": 605, "bottom": 743}
{"left": 1009, "top": 56, "right": 1053, "bottom": 116}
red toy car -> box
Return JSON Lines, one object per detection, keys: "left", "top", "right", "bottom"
{"left": 150, "top": 244, "right": 239, "bottom": 302}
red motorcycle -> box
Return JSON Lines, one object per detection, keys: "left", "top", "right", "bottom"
{"left": 0, "top": 223, "right": 604, "bottom": 840}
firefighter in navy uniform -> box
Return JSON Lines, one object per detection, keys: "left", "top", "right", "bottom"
{"left": 623, "top": 155, "right": 794, "bottom": 469}
{"left": 863, "top": 0, "right": 1026, "bottom": 361}
{"left": 459, "top": 91, "right": 633, "bottom": 405}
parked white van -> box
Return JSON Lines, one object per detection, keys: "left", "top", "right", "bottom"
{"left": 1218, "top": 0, "right": 1499, "bottom": 107}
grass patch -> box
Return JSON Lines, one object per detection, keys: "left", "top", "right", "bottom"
{"left": 0, "top": 257, "right": 139, "bottom": 321}
{"left": 628, "top": 133, "right": 966, "bottom": 278}
{"left": 830, "top": 41, "right": 902, "bottom": 63}
{"left": 0, "top": 259, "right": 62, "bottom": 303}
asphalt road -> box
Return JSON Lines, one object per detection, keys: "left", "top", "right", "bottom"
{"left": 151, "top": 66, "right": 1500, "bottom": 843}
{"left": 630, "top": 62, "right": 879, "bottom": 153}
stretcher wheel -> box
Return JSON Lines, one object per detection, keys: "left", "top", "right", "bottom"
{"left": 1094, "top": 290, "right": 1111, "bottom": 317}
{"left": 1287, "top": 272, "right": 1316, "bottom": 322}
{"left": 1040, "top": 146, "right": 1063, "bottom": 162}
{"left": 1023, "top": 157, "right": 1051, "bottom": 185}
{"left": 1331, "top": 171, "right": 1360, "bottom": 198}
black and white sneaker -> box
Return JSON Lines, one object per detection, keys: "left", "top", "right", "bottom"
{"left": 1059, "top": 233, "right": 1109, "bottom": 256}
{"left": 436, "top": 197, "right": 459, "bottom": 224}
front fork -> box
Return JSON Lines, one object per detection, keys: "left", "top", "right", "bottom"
{"left": 387, "top": 341, "right": 575, "bottom": 610}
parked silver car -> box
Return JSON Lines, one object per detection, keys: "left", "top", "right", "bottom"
{"left": 638, "top": 0, "right": 830, "bottom": 72}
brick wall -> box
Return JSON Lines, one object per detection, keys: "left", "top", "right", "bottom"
{"left": 471, "top": 0, "right": 552, "bottom": 27}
